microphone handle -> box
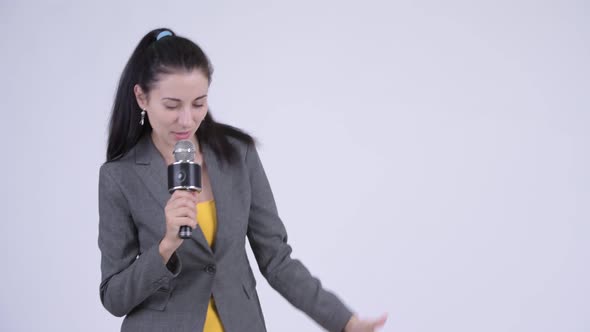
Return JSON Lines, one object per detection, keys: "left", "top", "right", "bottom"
{"left": 179, "top": 225, "right": 192, "bottom": 239}
{"left": 178, "top": 187, "right": 198, "bottom": 239}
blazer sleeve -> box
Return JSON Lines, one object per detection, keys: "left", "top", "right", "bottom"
{"left": 244, "top": 143, "right": 353, "bottom": 332}
{"left": 98, "top": 164, "right": 181, "bottom": 317}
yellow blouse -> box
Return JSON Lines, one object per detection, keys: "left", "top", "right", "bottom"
{"left": 197, "top": 200, "right": 224, "bottom": 332}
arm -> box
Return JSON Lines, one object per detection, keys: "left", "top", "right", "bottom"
{"left": 98, "top": 164, "right": 181, "bottom": 317}
{"left": 244, "top": 144, "right": 353, "bottom": 332}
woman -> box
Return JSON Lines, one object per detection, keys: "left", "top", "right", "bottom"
{"left": 98, "top": 28, "right": 387, "bottom": 332}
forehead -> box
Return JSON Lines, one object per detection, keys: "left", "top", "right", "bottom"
{"left": 151, "top": 70, "right": 209, "bottom": 98}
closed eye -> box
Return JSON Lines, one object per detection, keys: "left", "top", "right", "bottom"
{"left": 163, "top": 103, "right": 204, "bottom": 110}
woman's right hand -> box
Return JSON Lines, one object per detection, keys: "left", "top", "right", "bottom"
{"left": 159, "top": 190, "right": 198, "bottom": 263}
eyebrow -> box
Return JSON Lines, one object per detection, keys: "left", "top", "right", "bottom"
{"left": 162, "top": 95, "right": 208, "bottom": 102}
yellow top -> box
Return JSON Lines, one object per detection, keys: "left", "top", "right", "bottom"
{"left": 197, "top": 200, "right": 224, "bottom": 332}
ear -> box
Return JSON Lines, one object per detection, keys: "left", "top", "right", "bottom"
{"left": 133, "top": 84, "right": 148, "bottom": 110}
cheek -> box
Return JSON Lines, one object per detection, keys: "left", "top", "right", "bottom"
{"left": 196, "top": 107, "right": 208, "bottom": 121}
{"left": 149, "top": 111, "right": 175, "bottom": 129}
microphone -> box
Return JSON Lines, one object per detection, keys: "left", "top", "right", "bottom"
{"left": 167, "top": 140, "right": 202, "bottom": 239}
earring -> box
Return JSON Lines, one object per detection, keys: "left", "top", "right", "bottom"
{"left": 140, "top": 109, "right": 146, "bottom": 126}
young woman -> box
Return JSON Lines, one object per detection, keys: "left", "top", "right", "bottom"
{"left": 98, "top": 28, "right": 387, "bottom": 332}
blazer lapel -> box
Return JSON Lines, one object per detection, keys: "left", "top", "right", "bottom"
{"left": 134, "top": 135, "right": 213, "bottom": 255}
{"left": 134, "top": 135, "right": 169, "bottom": 209}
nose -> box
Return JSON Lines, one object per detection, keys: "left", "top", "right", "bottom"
{"left": 178, "top": 107, "right": 192, "bottom": 128}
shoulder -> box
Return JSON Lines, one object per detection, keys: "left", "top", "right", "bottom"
{"left": 226, "top": 136, "right": 263, "bottom": 168}
{"left": 205, "top": 134, "right": 257, "bottom": 163}
{"left": 227, "top": 135, "right": 254, "bottom": 157}
{"left": 99, "top": 145, "right": 137, "bottom": 180}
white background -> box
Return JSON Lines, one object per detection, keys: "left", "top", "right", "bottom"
{"left": 0, "top": 1, "right": 588, "bottom": 331}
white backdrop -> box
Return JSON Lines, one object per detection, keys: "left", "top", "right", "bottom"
{"left": 0, "top": 1, "right": 588, "bottom": 331}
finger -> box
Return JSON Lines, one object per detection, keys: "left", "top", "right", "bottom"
{"left": 179, "top": 197, "right": 198, "bottom": 209}
{"left": 171, "top": 217, "right": 197, "bottom": 229}
{"left": 181, "top": 216, "right": 197, "bottom": 229}
{"left": 369, "top": 314, "right": 388, "bottom": 328}
{"left": 173, "top": 204, "right": 197, "bottom": 217}
{"left": 169, "top": 197, "right": 198, "bottom": 210}
{"left": 172, "top": 207, "right": 196, "bottom": 220}
{"left": 166, "top": 205, "right": 192, "bottom": 217}
{"left": 171, "top": 190, "right": 198, "bottom": 203}
{"left": 170, "top": 190, "right": 188, "bottom": 200}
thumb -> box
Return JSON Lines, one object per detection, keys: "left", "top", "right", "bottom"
{"left": 369, "top": 314, "right": 388, "bottom": 328}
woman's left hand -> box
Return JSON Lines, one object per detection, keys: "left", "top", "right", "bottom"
{"left": 343, "top": 314, "right": 388, "bottom": 332}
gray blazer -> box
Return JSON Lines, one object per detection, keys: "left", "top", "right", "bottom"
{"left": 98, "top": 135, "right": 352, "bottom": 332}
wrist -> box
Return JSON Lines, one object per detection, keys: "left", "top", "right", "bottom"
{"left": 343, "top": 315, "right": 358, "bottom": 332}
{"left": 158, "top": 238, "right": 178, "bottom": 263}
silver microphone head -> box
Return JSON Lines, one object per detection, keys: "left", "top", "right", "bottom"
{"left": 173, "top": 140, "right": 196, "bottom": 162}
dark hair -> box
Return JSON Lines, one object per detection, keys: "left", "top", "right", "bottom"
{"left": 106, "top": 28, "right": 254, "bottom": 164}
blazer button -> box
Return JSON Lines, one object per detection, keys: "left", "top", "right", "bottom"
{"left": 205, "top": 264, "right": 216, "bottom": 275}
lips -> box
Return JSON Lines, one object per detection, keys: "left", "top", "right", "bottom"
{"left": 173, "top": 131, "right": 191, "bottom": 140}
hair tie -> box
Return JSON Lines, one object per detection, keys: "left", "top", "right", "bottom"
{"left": 156, "top": 30, "right": 173, "bottom": 40}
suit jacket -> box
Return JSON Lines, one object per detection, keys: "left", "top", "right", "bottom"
{"left": 98, "top": 134, "right": 352, "bottom": 332}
